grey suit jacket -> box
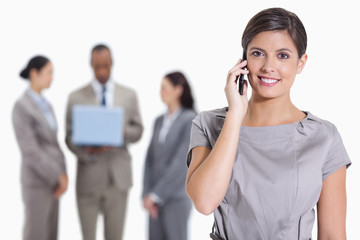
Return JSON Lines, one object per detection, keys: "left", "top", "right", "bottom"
{"left": 12, "top": 92, "right": 66, "bottom": 188}
{"left": 142, "top": 108, "right": 196, "bottom": 205}
{"left": 65, "top": 83, "right": 143, "bottom": 194}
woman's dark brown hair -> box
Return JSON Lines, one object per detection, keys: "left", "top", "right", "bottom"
{"left": 164, "top": 71, "right": 194, "bottom": 110}
{"left": 242, "top": 8, "right": 307, "bottom": 58}
{"left": 20, "top": 55, "right": 50, "bottom": 80}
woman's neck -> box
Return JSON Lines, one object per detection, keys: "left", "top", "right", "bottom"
{"left": 167, "top": 101, "right": 181, "bottom": 114}
{"left": 242, "top": 95, "right": 305, "bottom": 127}
{"left": 30, "top": 83, "right": 42, "bottom": 94}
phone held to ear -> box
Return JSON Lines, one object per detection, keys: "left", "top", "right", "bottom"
{"left": 238, "top": 51, "right": 247, "bottom": 95}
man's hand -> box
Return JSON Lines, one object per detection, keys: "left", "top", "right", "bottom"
{"left": 85, "top": 146, "right": 114, "bottom": 155}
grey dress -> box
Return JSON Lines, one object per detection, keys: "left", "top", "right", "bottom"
{"left": 187, "top": 107, "right": 351, "bottom": 240}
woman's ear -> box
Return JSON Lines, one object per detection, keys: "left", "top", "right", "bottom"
{"left": 297, "top": 53, "right": 308, "bottom": 74}
{"left": 175, "top": 85, "right": 184, "bottom": 98}
{"left": 29, "top": 68, "right": 38, "bottom": 80}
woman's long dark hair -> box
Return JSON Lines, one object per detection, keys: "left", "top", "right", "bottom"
{"left": 20, "top": 55, "right": 50, "bottom": 80}
{"left": 164, "top": 71, "right": 194, "bottom": 110}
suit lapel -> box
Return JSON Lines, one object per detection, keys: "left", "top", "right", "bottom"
{"left": 152, "top": 116, "right": 167, "bottom": 158}
{"left": 151, "top": 110, "right": 184, "bottom": 162}
{"left": 162, "top": 109, "right": 184, "bottom": 145}
{"left": 113, "top": 84, "right": 123, "bottom": 107}
{"left": 23, "top": 93, "right": 56, "bottom": 139}
{"left": 153, "top": 116, "right": 164, "bottom": 146}
{"left": 83, "top": 84, "right": 98, "bottom": 105}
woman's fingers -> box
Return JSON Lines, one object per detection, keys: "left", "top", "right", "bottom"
{"left": 227, "top": 69, "right": 249, "bottom": 86}
{"left": 228, "top": 59, "right": 248, "bottom": 75}
{"left": 227, "top": 61, "right": 249, "bottom": 85}
{"left": 150, "top": 205, "right": 158, "bottom": 219}
{"left": 242, "top": 80, "right": 249, "bottom": 96}
{"left": 225, "top": 64, "right": 249, "bottom": 100}
{"left": 54, "top": 186, "right": 65, "bottom": 199}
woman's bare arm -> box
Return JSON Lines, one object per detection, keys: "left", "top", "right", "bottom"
{"left": 317, "top": 166, "right": 347, "bottom": 240}
{"left": 185, "top": 59, "right": 249, "bottom": 215}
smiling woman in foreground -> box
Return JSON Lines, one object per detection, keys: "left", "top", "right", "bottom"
{"left": 185, "top": 8, "right": 351, "bottom": 240}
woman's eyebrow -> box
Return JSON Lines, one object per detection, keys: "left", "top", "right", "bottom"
{"left": 276, "top": 48, "right": 293, "bottom": 53}
{"left": 249, "top": 47, "right": 265, "bottom": 52}
{"left": 249, "top": 47, "right": 293, "bottom": 53}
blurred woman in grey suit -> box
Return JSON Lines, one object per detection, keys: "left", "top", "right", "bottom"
{"left": 142, "top": 71, "right": 196, "bottom": 240}
{"left": 12, "top": 56, "right": 68, "bottom": 240}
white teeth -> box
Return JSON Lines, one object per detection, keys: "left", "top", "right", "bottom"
{"left": 260, "top": 77, "right": 279, "bottom": 83}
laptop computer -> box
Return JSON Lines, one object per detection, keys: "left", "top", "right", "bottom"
{"left": 72, "top": 105, "right": 124, "bottom": 147}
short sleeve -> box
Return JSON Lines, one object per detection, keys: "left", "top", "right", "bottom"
{"left": 322, "top": 125, "right": 351, "bottom": 180}
{"left": 186, "top": 114, "right": 212, "bottom": 167}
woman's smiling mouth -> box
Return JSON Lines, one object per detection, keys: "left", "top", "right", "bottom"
{"left": 258, "top": 76, "right": 280, "bottom": 87}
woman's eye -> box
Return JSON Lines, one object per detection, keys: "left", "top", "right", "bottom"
{"left": 252, "top": 51, "right": 263, "bottom": 57}
{"left": 278, "top": 53, "right": 289, "bottom": 59}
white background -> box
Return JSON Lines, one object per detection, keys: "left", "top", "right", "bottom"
{"left": 0, "top": 0, "right": 359, "bottom": 239}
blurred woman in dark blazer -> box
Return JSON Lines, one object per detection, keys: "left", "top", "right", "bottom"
{"left": 142, "top": 71, "right": 196, "bottom": 240}
{"left": 12, "top": 55, "right": 68, "bottom": 240}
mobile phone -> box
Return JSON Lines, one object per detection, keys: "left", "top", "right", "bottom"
{"left": 238, "top": 51, "right": 247, "bottom": 95}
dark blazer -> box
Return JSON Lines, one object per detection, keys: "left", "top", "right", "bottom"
{"left": 65, "top": 83, "right": 143, "bottom": 194}
{"left": 142, "top": 108, "right": 196, "bottom": 204}
{"left": 12, "top": 92, "right": 66, "bottom": 188}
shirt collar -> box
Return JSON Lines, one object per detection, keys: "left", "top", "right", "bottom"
{"left": 91, "top": 78, "right": 114, "bottom": 94}
{"left": 222, "top": 107, "right": 318, "bottom": 121}
{"left": 164, "top": 107, "right": 182, "bottom": 121}
{"left": 26, "top": 88, "right": 48, "bottom": 106}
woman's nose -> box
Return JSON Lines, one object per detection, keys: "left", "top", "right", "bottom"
{"left": 260, "top": 56, "right": 276, "bottom": 73}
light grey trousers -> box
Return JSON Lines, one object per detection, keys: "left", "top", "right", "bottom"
{"left": 22, "top": 187, "right": 59, "bottom": 240}
{"left": 149, "top": 198, "right": 192, "bottom": 240}
{"left": 77, "top": 186, "right": 129, "bottom": 240}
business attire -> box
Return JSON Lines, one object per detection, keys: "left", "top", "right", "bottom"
{"left": 143, "top": 108, "right": 196, "bottom": 240}
{"left": 12, "top": 89, "right": 67, "bottom": 240}
{"left": 65, "top": 79, "right": 143, "bottom": 240}
{"left": 187, "top": 107, "right": 352, "bottom": 240}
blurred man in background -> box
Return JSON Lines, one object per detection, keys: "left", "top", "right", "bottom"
{"left": 65, "top": 44, "right": 143, "bottom": 240}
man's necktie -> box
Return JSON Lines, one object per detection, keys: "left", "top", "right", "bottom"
{"left": 101, "top": 86, "right": 106, "bottom": 106}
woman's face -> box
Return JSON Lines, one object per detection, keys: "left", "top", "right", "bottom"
{"left": 246, "top": 30, "right": 307, "bottom": 100}
{"left": 160, "top": 78, "right": 182, "bottom": 106}
{"left": 31, "top": 62, "right": 53, "bottom": 90}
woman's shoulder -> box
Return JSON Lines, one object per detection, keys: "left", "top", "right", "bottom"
{"left": 196, "top": 107, "right": 226, "bottom": 118}
{"left": 193, "top": 107, "right": 227, "bottom": 129}
{"left": 301, "top": 111, "right": 340, "bottom": 138}
{"left": 13, "top": 92, "right": 30, "bottom": 111}
{"left": 181, "top": 108, "right": 197, "bottom": 119}
{"left": 12, "top": 92, "right": 35, "bottom": 121}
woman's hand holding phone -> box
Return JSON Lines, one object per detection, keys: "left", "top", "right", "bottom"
{"left": 225, "top": 58, "right": 249, "bottom": 118}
